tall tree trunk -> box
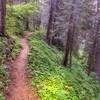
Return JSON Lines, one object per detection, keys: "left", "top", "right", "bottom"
{"left": 63, "top": 0, "right": 76, "bottom": 66}
{"left": 0, "top": 0, "right": 6, "bottom": 36}
{"left": 46, "top": 0, "right": 57, "bottom": 45}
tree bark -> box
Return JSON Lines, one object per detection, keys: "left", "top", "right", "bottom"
{"left": 0, "top": 0, "right": 6, "bottom": 36}
{"left": 46, "top": 0, "right": 57, "bottom": 45}
{"left": 63, "top": 0, "right": 76, "bottom": 66}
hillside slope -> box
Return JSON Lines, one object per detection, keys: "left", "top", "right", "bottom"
{"left": 29, "top": 30, "right": 100, "bottom": 100}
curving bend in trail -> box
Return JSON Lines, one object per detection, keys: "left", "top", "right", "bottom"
{"left": 5, "top": 32, "right": 40, "bottom": 100}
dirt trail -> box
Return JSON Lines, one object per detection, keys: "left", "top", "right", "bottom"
{"left": 5, "top": 32, "right": 40, "bottom": 100}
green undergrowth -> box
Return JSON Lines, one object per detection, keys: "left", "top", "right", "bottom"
{"left": 6, "top": 2, "right": 38, "bottom": 36}
{"left": 29, "top": 30, "right": 100, "bottom": 100}
{"left": 0, "top": 65, "right": 9, "bottom": 100}
{"left": 0, "top": 36, "right": 21, "bottom": 64}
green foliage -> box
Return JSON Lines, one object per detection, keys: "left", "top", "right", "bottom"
{"left": 0, "top": 38, "right": 6, "bottom": 63}
{"left": 29, "top": 30, "right": 100, "bottom": 100}
{"left": 9, "top": 3, "right": 38, "bottom": 17}
{"left": 73, "top": 49, "right": 88, "bottom": 70}
{"left": 0, "top": 65, "right": 9, "bottom": 100}
{"left": 0, "top": 93, "right": 5, "bottom": 100}
{"left": 0, "top": 65, "right": 9, "bottom": 91}
{"left": 0, "top": 37, "right": 21, "bottom": 63}
{"left": 10, "top": 36, "right": 21, "bottom": 59}
{"left": 6, "top": 2, "right": 38, "bottom": 36}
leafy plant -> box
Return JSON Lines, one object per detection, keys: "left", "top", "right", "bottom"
{"left": 0, "top": 37, "right": 21, "bottom": 63}
{"left": 0, "top": 65, "right": 9, "bottom": 99}
{"left": 29, "top": 29, "right": 100, "bottom": 100}
{"left": 6, "top": 2, "right": 38, "bottom": 36}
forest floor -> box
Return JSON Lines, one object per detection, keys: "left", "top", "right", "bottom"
{"left": 5, "top": 32, "right": 40, "bottom": 100}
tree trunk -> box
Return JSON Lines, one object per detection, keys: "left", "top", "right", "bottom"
{"left": 0, "top": 0, "right": 6, "bottom": 36}
{"left": 46, "top": 0, "right": 57, "bottom": 45}
{"left": 63, "top": 0, "right": 76, "bottom": 66}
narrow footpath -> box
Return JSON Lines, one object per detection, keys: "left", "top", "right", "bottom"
{"left": 5, "top": 32, "right": 40, "bottom": 100}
